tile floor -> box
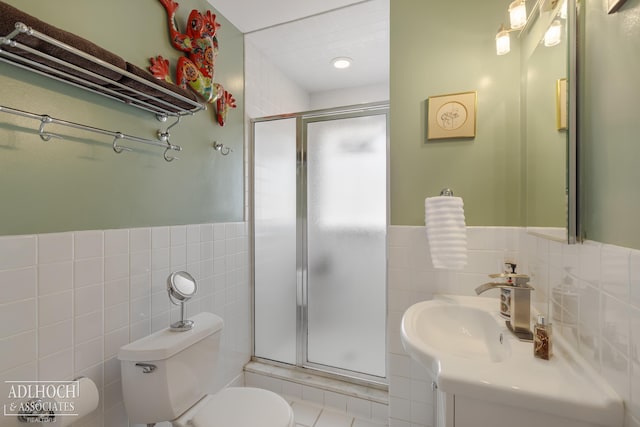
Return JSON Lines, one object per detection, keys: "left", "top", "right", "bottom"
{"left": 286, "top": 396, "right": 387, "bottom": 427}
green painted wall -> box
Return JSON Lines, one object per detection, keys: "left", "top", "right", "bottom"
{"left": 580, "top": 0, "right": 640, "bottom": 249}
{"left": 390, "top": 0, "right": 522, "bottom": 226}
{"left": 0, "top": 0, "right": 244, "bottom": 235}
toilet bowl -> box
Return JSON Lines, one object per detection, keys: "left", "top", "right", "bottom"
{"left": 173, "top": 387, "right": 294, "bottom": 427}
{"left": 118, "top": 312, "right": 294, "bottom": 427}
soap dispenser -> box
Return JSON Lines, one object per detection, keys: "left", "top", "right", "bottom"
{"left": 533, "top": 315, "right": 552, "bottom": 360}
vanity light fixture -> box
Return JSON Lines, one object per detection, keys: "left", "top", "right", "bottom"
{"left": 508, "top": 0, "right": 527, "bottom": 29}
{"left": 496, "top": 25, "right": 511, "bottom": 55}
{"left": 332, "top": 57, "right": 352, "bottom": 69}
{"left": 496, "top": 0, "right": 529, "bottom": 56}
{"left": 560, "top": 0, "right": 568, "bottom": 19}
{"left": 544, "top": 20, "right": 562, "bottom": 46}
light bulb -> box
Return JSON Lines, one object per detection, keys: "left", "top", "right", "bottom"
{"left": 332, "top": 57, "right": 352, "bottom": 69}
{"left": 496, "top": 29, "right": 511, "bottom": 55}
{"left": 560, "top": 0, "right": 568, "bottom": 19}
{"left": 544, "top": 20, "right": 562, "bottom": 47}
{"left": 509, "top": 0, "right": 527, "bottom": 29}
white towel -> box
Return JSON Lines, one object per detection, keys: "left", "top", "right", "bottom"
{"left": 425, "top": 196, "right": 467, "bottom": 270}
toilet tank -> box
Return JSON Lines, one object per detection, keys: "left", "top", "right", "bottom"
{"left": 118, "top": 312, "right": 224, "bottom": 424}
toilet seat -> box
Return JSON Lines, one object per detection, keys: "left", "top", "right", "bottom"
{"left": 181, "top": 387, "right": 295, "bottom": 427}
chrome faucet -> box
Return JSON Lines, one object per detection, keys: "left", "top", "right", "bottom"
{"left": 475, "top": 273, "right": 535, "bottom": 341}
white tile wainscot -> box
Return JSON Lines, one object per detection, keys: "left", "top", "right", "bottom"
{"left": 0, "top": 222, "right": 250, "bottom": 427}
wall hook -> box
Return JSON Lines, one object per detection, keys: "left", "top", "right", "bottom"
{"left": 163, "top": 143, "right": 181, "bottom": 162}
{"left": 112, "top": 133, "right": 133, "bottom": 154}
{"left": 213, "top": 141, "right": 232, "bottom": 156}
{"left": 38, "top": 115, "right": 63, "bottom": 141}
{"left": 157, "top": 115, "right": 182, "bottom": 142}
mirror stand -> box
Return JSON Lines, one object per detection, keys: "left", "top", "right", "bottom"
{"left": 169, "top": 300, "right": 195, "bottom": 332}
{"left": 167, "top": 271, "right": 198, "bottom": 332}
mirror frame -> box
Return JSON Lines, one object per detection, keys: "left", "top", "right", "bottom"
{"left": 167, "top": 271, "right": 198, "bottom": 303}
{"left": 567, "top": 0, "right": 578, "bottom": 244}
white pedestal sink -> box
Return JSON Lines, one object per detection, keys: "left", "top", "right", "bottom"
{"left": 401, "top": 295, "right": 623, "bottom": 427}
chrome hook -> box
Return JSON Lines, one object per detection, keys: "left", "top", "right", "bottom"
{"left": 38, "top": 115, "right": 62, "bottom": 141}
{"left": 163, "top": 143, "right": 182, "bottom": 162}
{"left": 157, "top": 116, "right": 182, "bottom": 142}
{"left": 112, "top": 133, "right": 133, "bottom": 154}
{"left": 213, "top": 141, "right": 232, "bottom": 156}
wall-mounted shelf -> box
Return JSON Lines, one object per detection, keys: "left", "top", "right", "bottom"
{"left": 0, "top": 21, "right": 206, "bottom": 119}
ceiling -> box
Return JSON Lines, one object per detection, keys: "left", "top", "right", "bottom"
{"left": 209, "top": 0, "right": 389, "bottom": 94}
{"left": 208, "top": 0, "right": 368, "bottom": 33}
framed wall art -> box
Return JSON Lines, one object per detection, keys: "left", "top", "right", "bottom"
{"left": 427, "top": 91, "right": 477, "bottom": 140}
{"left": 556, "top": 78, "right": 567, "bottom": 130}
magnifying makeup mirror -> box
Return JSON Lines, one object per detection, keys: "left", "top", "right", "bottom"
{"left": 167, "top": 271, "right": 197, "bottom": 331}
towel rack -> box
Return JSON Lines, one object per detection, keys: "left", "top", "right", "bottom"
{"left": 0, "top": 22, "right": 205, "bottom": 120}
{"left": 0, "top": 104, "right": 182, "bottom": 162}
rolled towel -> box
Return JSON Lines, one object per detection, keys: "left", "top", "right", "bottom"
{"left": 0, "top": 1, "right": 126, "bottom": 84}
{"left": 425, "top": 196, "right": 468, "bottom": 270}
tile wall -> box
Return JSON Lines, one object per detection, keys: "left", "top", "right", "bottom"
{"left": 244, "top": 39, "right": 311, "bottom": 119}
{"left": 388, "top": 225, "right": 640, "bottom": 427}
{"left": 6, "top": 220, "right": 636, "bottom": 426}
{"left": 0, "top": 222, "right": 250, "bottom": 427}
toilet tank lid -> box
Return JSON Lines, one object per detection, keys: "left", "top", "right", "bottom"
{"left": 118, "top": 312, "right": 224, "bottom": 362}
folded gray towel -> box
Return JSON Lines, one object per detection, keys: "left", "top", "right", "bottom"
{"left": 0, "top": 1, "right": 126, "bottom": 84}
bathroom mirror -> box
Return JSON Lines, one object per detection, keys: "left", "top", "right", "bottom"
{"left": 522, "top": 0, "right": 577, "bottom": 243}
{"left": 167, "top": 271, "right": 197, "bottom": 331}
{"left": 168, "top": 271, "right": 197, "bottom": 301}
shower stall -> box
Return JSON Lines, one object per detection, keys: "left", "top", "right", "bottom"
{"left": 251, "top": 103, "right": 388, "bottom": 383}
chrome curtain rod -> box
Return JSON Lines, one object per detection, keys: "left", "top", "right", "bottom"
{"left": 0, "top": 104, "right": 182, "bottom": 161}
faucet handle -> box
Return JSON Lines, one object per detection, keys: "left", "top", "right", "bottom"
{"left": 489, "top": 272, "right": 528, "bottom": 279}
{"left": 513, "top": 275, "right": 531, "bottom": 286}
{"left": 488, "top": 272, "right": 532, "bottom": 287}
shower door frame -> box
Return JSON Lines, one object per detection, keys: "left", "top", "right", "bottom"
{"left": 250, "top": 102, "right": 389, "bottom": 386}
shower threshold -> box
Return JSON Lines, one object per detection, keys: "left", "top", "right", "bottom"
{"left": 244, "top": 359, "right": 388, "bottom": 405}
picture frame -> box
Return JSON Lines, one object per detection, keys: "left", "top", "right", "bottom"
{"left": 556, "top": 78, "right": 567, "bottom": 130}
{"left": 427, "top": 91, "right": 477, "bottom": 140}
{"left": 607, "top": 0, "right": 628, "bottom": 13}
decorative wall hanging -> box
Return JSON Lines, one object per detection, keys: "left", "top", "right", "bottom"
{"left": 149, "top": 0, "right": 236, "bottom": 126}
{"left": 556, "top": 78, "right": 567, "bottom": 130}
{"left": 427, "top": 91, "right": 477, "bottom": 140}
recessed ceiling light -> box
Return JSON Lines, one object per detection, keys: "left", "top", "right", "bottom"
{"left": 332, "top": 57, "right": 352, "bottom": 69}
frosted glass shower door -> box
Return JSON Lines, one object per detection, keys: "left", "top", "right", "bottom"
{"left": 305, "top": 113, "right": 387, "bottom": 378}
{"left": 253, "top": 118, "right": 297, "bottom": 364}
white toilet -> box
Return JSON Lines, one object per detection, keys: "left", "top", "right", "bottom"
{"left": 118, "top": 312, "right": 294, "bottom": 427}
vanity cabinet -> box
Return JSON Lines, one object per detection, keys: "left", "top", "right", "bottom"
{"left": 435, "top": 389, "right": 612, "bottom": 427}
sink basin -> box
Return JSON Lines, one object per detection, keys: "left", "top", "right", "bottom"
{"left": 401, "top": 296, "right": 510, "bottom": 377}
{"left": 403, "top": 301, "right": 510, "bottom": 364}
{"left": 400, "top": 295, "right": 623, "bottom": 427}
